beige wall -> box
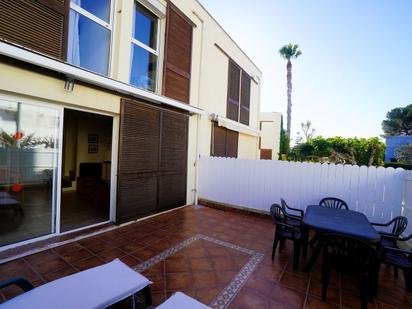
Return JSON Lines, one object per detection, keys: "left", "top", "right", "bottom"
{"left": 259, "top": 112, "right": 282, "bottom": 160}
{"left": 0, "top": 63, "right": 121, "bottom": 115}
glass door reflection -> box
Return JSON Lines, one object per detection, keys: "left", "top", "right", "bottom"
{"left": 0, "top": 99, "right": 60, "bottom": 247}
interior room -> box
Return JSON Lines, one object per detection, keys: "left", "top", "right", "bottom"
{"left": 60, "top": 109, "right": 113, "bottom": 232}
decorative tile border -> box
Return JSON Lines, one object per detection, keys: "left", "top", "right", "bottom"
{"left": 134, "top": 233, "right": 264, "bottom": 309}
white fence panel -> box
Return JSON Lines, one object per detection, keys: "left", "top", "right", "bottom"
{"left": 198, "top": 156, "right": 407, "bottom": 222}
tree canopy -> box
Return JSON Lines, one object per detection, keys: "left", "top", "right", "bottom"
{"left": 279, "top": 44, "right": 302, "bottom": 60}
{"left": 382, "top": 104, "right": 412, "bottom": 136}
{"left": 288, "top": 136, "right": 385, "bottom": 167}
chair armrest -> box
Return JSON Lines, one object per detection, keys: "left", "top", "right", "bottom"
{"left": 371, "top": 222, "right": 391, "bottom": 227}
{"left": 285, "top": 213, "right": 302, "bottom": 223}
{"left": 0, "top": 278, "right": 34, "bottom": 292}
{"left": 286, "top": 206, "right": 304, "bottom": 218}
{"left": 276, "top": 221, "right": 295, "bottom": 230}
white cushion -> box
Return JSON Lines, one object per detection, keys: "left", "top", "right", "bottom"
{"left": 156, "top": 292, "right": 211, "bottom": 309}
{"left": 2, "top": 259, "right": 151, "bottom": 309}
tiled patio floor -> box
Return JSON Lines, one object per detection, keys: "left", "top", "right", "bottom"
{"left": 0, "top": 205, "right": 411, "bottom": 308}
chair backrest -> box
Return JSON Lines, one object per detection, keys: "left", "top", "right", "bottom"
{"left": 323, "top": 234, "right": 378, "bottom": 272}
{"left": 390, "top": 216, "right": 408, "bottom": 236}
{"left": 270, "top": 203, "right": 286, "bottom": 227}
{"left": 280, "top": 198, "right": 288, "bottom": 212}
{"left": 319, "top": 197, "right": 348, "bottom": 210}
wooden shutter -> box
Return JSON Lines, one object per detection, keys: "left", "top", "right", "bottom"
{"left": 163, "top": 3, "right": 193, "bottom": 103}
{"left": 211, "top": 122, "right": 238, "bottom": 158}
{"left": 158, "top": 112, "right": 188, "bottom": 212}
{"left": 117, "top": 100, "right": 160, "bottom": 223}
{"left": 226, "top": 129, "right": 239, "bottom": 158}
{"left": 227, "top": 61, "right": 241, "bottom": 121}
{"left": 240, "top": 71, "right": 251, "bottom": 125}
{"left": 117, "top": 99, "right": 188, "bottom": 223}
{"left": 260, "top": 149, "right": 272, "bottom": 160}
{"left": 211, "top": 122, "right": 227, "bottom": 157}
{"left": 0, "top": 0, "right": 69, "bottom": 60}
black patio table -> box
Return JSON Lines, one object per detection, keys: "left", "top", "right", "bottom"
{"left": 302, "top": 205, "right": 381, "bottom": 272}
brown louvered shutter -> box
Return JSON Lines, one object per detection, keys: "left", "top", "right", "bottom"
{"left": 158, "top": 112, "right": 188, "bottom": 212}
{"left": 211, "top": 122, "right": 227, "bottom": 157}
{"left": 117, "top": 99, "right": 189, "bottom": 223}
{"left": 163, "top": 3, "right": 193, "bottom": 103}
{"left": 227, "top": 61, "right": 241, "bottom": 121}
{"left": 260, "top": 149, "right": 272, "bottom": 160}
{"left": 0, "top": 0, "right": 69, "bottom": 60}
{"left": 117, "top": 100, "right": 160, "bottom": 223}
{"left": 211, "top": 122, "right": 238, "bottom": 158}
{"left": 225, "top": 129, "right": 238, "bottom": 158}
{"left": 240, "top": 71, "right": 251, "bottom": 125}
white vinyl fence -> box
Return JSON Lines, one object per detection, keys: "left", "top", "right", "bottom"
{"left": 198, "top": 156, "right": 408, "bottom": 223}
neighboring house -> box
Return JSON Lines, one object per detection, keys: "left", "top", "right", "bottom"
{"left": 385, "top": 135, "right": 412, "bottom": 162}
{"left": 0, "top": 0, "right": 261, "bottom": 248}
{"left": 259, "top": 112, "right": 281, "bottom": 160}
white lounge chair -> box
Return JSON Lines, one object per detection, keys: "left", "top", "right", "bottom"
{"left": 0, "top": 259, "right": 152, "bottom": 309}
{"left": 156, "top": 292, "right": 211, "bottom": 309}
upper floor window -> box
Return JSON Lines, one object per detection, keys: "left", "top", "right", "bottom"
{"left": 67, "top": 0, "right": 112, "bottom": 76}
{"left": 130, "top": 2, "right": 159, "bottom": 92}
{"left": 227, "top": 60, "right": 251, "bottom": 125}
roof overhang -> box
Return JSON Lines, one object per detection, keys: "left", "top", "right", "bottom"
{"left": 0, "top": 41, "right": 204, "bottom": 115}
{"left": 210, "top": 113, "right": 261, "bottom": 137}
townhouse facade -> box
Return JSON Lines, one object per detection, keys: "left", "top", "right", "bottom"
{"left": 0, "top": 0, "right": 261, "bottom": 248}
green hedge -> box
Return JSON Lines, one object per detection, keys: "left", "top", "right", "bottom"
{"left": 384, "top": 162, "right": 412, "bottom": 170}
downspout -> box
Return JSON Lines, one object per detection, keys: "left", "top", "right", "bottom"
{"left": 192, "top": 10, "right": 205, "bottom": 205}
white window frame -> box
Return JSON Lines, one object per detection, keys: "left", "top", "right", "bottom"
{"left": 130, "top": 1, "right": 161, "bottom": 92}
{"left": 69, "top": 0, "right": 115, "bottom": 75}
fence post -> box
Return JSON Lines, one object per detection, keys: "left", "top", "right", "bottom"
{"left": 403, "top": 171, "right": 412, "bottom": 237}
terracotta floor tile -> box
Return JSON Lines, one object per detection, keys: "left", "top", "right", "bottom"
{"left": 305, "top": 296, "right": 341, "bottom": 309}
{"left": 189, "top": 257, "right": 213, "bottom": 272}
{"left": 192, "top": 271, "right": 219, "bottom": 289}
{"left": 43, "top": 266, "right": 77, "bottom": 282}
{"left": 72, "top": 256, "right": 104, "bottom": 271}
{"left": 97, "top": 248, "right": 127, "bottom": 262}
{"left": 57, "top": 248, "right": 93, "bottom": 264}
{"left": 166, "top": 272, "right": 193, "bottom": 291}
{"left": 130, "top": 247, "right": 158, "bottom": 261}
{"left": 269, "top": 283, "right": 306, "bottom": 309}
{"left": 280, "top": 271, "right": 310, "bottom": 293}
{"left": 119, "top": 255, "right": 141, "bottom": 268}
{"left": 228, "top": 288, "right": 271, "bottom": 309}
{"left": 25, "top": 254, "right": 69, "bottom": 275}
{"left": 165, "top": 257, "right": 190, "bottom": 273}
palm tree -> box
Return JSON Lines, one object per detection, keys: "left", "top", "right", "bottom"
{"left": 279, "top": 44, "right": 302, "bottom": 137}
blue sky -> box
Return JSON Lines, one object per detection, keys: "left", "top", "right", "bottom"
{"left": 199, "top": 0, "right": 412, "bottom": 141}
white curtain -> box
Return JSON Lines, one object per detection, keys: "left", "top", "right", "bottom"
{"left": 67, "top": 0, "right": 81, "bottom": 65}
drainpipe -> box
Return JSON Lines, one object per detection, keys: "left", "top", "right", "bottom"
{"left": 192, "top": 10, "right": 204, "bottom": 205}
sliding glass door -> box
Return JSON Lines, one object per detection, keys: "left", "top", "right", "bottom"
{"left": 0, "top": 99, "right": 60, "bottom": 247}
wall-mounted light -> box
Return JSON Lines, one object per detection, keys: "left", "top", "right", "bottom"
{"left": 64, "top": 78, "right": 75, "bottom": 92}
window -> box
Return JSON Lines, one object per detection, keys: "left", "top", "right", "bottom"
{"left": 130, "top": 2, "right": 159, "bottom": 92}
{"left": 67, "top": 0, "right": 112, "bottom": 76}
{"left": 211, "top": 122, "right": 238, "bottom": 158}
{"left": 227, "top": 60, "right": 251, "bottom": 125}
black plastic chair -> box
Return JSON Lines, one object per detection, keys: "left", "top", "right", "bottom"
{"left": 381, "top": 237, "right": 412, "bottom": 291}
{"left": 371, "top": 216, "right": 408, "bottom": 248}
{"left": 321, "top": 234, "right": 380, "bottom": 309}
{"left": 270, "top": 203, "right": 303, "bottom": 270}
{"left": 310, "top": 197, "right": 349, "bottom": 246}
{"left": 280, "top": 199, "right": 308, "bottom": 258}
{"left": 319, "top": 197, "right": 349, "bottom": 210}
